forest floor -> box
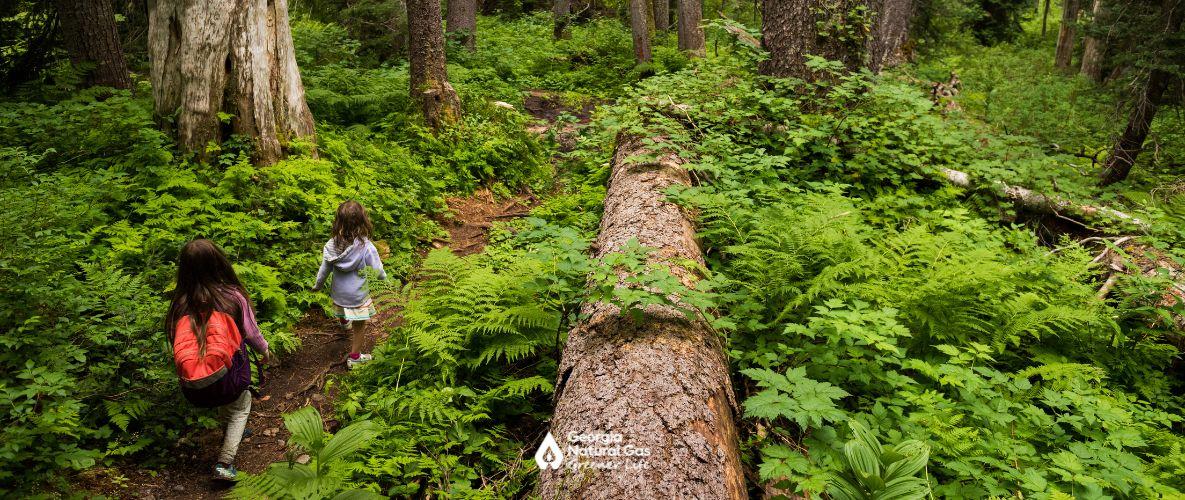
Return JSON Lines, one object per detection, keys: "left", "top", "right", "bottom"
{"left": 75, "top": 91, "right": 583, "bottom": 499}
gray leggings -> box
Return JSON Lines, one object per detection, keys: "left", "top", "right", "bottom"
{"left": 217, "top": 390, "right": 252, "bottom": 464}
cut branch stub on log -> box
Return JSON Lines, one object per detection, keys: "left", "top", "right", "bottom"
{"left": 940, "top": 168, "right": 1149, "bottom": 231}
{"left": 537, "top": 134, "right": 745, "bottom": 499}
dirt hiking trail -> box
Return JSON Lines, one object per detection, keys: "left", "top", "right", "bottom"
{"left": 76, "top": 92, "right": 581, "bottom": 499}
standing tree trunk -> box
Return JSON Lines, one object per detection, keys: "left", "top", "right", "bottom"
{"left": 1080, "top": 0, "right": 1105, "bottom": 80}
{"left": 55, "top": 0, "right": 133, "bottom": 89}
{"left": 677, "top": 0, "right": 701, "bottom": 55}
{"left": 536, "top": 133, "right": 746, "bottom": 500}
{"left": 1098, "top": 69, "right": 1170, "bottom": 185}
{"left": 1041, "top": 0, "right": 1051, "bottom": 36}
{"left": 553, "top": 0, "right": 571, "bottom": 38}
{"left": 408, "top": 0, "right": 462, "bottom": 129}
{"left": 148, "top": 0, "right": 316, "bottom": 166}
{"left": 867, "top": 0, "right": 913, "bottom": 73}
{"left": 1055, "top": 0, "right": 1080, "bottom": 70}
{"left": 392, "top": 0, "right": 410, "bottom": 57}
{"left": 759, "top": 0, "right": 866, "bottom": 79}
{"left": 654, "top": 0, "right": 670, "bottom": 31}
{"left": 676, "top": 0, "right": 705, "bottom": 55}
{"left": 446, "top": 0, "right": 477, "bottom": 50}
{"left": 629, "top": 0, "right": 652, "bottom": 62}
{"left": 1099, "top": 0, "right": 1182, "bottom": 185}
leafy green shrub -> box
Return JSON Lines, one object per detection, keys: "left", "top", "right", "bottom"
{"left": 828, "top": 420, "right": 932, "bottom": 500}
{"left": 234, "top": 406, "right": 381, "bottom": 499}
{"left": 337, "top": 248, "right": 567, "bottom": 497}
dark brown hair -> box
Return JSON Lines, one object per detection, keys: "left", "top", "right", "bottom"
{"left": 331, "top": 200, "right": 373, "bottom": 249}
{"left": 165, "top": 239, "right": 249, "bottom": 355}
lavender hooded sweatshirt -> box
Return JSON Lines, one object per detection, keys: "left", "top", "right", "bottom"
{"left": 314, "top": 238, "right": 386, "bottom": 308}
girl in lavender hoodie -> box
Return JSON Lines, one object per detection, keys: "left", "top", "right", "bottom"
{"left": 313, "top": 201, "right": 386, "bottom": 369}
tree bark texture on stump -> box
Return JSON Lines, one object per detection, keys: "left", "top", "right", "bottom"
{"left": 446, "top": 0, "right": 477, "bottom": 50}
{"left": 553, "top": 0, "right": 571, "bottom": 38}
{"left": 55, "top": 0, "right": 133, "bottom": 89}
{"left": 147, "top": 0, "right": 316, "bottom": 165}
{"left": 629, "top": 0, "right": 652, "bottom": 62}
{"left": 408, "top": 0, "right": 462, "bottom": 130}
{"left": 1055, "top": 0, "right": 1080, "bottom": 69}
{"left": 654, "top": 0, "right": 670, "bottom": 31}
{"left": 676, "top": 0, "right": 705, "bottom": 55}
{"left": 867, "top": 0, "right": 913, "bottom": 73}
{"left": 1098, "top": 0, "right": 1182, "bottom": 185}
{"left": 536, "top": 134, "right": 746, "bottom": 500}
{"left": 759, "top": 0, "right": 866, "bottom": 79}
{"left": 1079, "top": 0, "right": 1105, "bottom": 80}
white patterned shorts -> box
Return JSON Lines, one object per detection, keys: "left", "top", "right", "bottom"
{"left": 334, "top": 298, "right": 376, "bottom": 321}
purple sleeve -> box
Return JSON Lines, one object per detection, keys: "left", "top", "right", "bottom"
{"left": 232, "top": 290, "right": 268, "bottom": 353}
{"left": 369, "top": 242, "right": 387, "bottom": 281}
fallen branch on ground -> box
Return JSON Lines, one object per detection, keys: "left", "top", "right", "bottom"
{"left": 940, "top": 168, "right": 1149, "bottom": 231}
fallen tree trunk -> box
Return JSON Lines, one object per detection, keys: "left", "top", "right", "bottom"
{"left": 536, "top": 134, "right": 746, "bottom": 499}
{"left": 940, "top": 168, "right": 1148, "bottom": 230}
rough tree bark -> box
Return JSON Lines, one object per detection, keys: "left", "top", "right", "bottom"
{"left": 867, "top": 0, "right": 913, "bottom": 73}
{"left": 553, "top": 0, "right": 571, "bottom": 38}
{"left": 55, "top": 0, "right": 133, "bottom": 89}
{"left": 1098, "top": 69, "right": 1172, "bottom": 185}
{"left": 536, "top": 134, "right": 746, "bottom": 499}
{"left": 1080, "top": 0, "right": 1105, "bottom": 80}
{"left": 676, "top": 0, "right": 705, "bottom": 55}
{"left": 630, "top": 0, "right": 652, "bottom": 62}
{"left": 408, "top": 0, "right": 462, "bottom": 129}
{"left": 392, "top": 0, "right": 410, "bottom": 57}
{"left": 1055, "top": 0, "right": 1080, "bottom": 70}
{"left": 148, "top": 0, "right": 316, "bottom": 165}
{"left": 654, "top": 0, "right": 670, "bottom": 31}
{"left": 759, "top": 0, "right": 865, "bottom": 79}
{"left": 446, "top": 0, "right": 477, "bottom": 50}
{"left": 1098, "top": 0, "right": 1182, "bottom": 186}
{"left": 1042, "top": 0, "right": 1051, "bottom": 36}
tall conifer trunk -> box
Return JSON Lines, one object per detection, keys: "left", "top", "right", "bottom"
{"left": 867, "top": 0, "right": 913, "bottom": 73}
{"left": 759, "top": 0, "right": 865, "bottom": 79}
{"left": 654, "top": 0, "right": 670, "bottom": 31}
{"left": 553, "top": 0, "right": 571, "bottom": 38}
{"left": 1080, "top": 0, "right": 1105, "bottom": 80}
{"left": 148, "top": 0, "right": 316, "bottom": 165}
{"left": 1055, "top": 0, "right": 1080, "bottom": 69}
{"left": 629, "top": 0, "right": 652, "bottom": 62}
{"left": 55, "top": 0, "right": 132, "bottom": 89}
{"left": 676, "top": 0, "right": 704, "bottom": 55}
{"left": 446, "top": 0, "right": 477, "bottom": 50}
{"left": 408, "top": 0, "right": 462, "bottom": 129}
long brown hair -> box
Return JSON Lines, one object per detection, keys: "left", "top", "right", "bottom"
{"left": 166, "top": 239, "right": 249, "bottom": 355}
{"left": 331, "top": 200, "right": 373, "bottom": 250}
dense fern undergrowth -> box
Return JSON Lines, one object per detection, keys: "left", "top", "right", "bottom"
{"left": 2, "top": 10, "right": 1184, "bottom": 500}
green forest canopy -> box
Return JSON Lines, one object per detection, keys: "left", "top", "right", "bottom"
{"left": 1, "top": 0, "right": 1184, "bottom": 497}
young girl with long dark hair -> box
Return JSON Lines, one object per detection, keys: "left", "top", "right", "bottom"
{"left": 166, "top": 239, "right": 271, "bottom": 480}
{"left": 314, "top": 201, "right": 386, "bottom": 369}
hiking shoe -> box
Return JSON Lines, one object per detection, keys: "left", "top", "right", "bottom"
{"left": 339, "top": 319, "right": 353, "bottom": 331}
{"left": 347, "top": 353, "right": 373, "bottom": 370}
{"left": 213, "top": 462, "right": 237, "bottom": 480}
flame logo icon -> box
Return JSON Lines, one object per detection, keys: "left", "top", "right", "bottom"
{"left": 534, "top": 432, "right": 564, "bottom": 470}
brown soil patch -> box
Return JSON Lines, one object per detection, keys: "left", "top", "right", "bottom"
{"left": 437, "top": 188, "right": 535, "bottom": 256}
